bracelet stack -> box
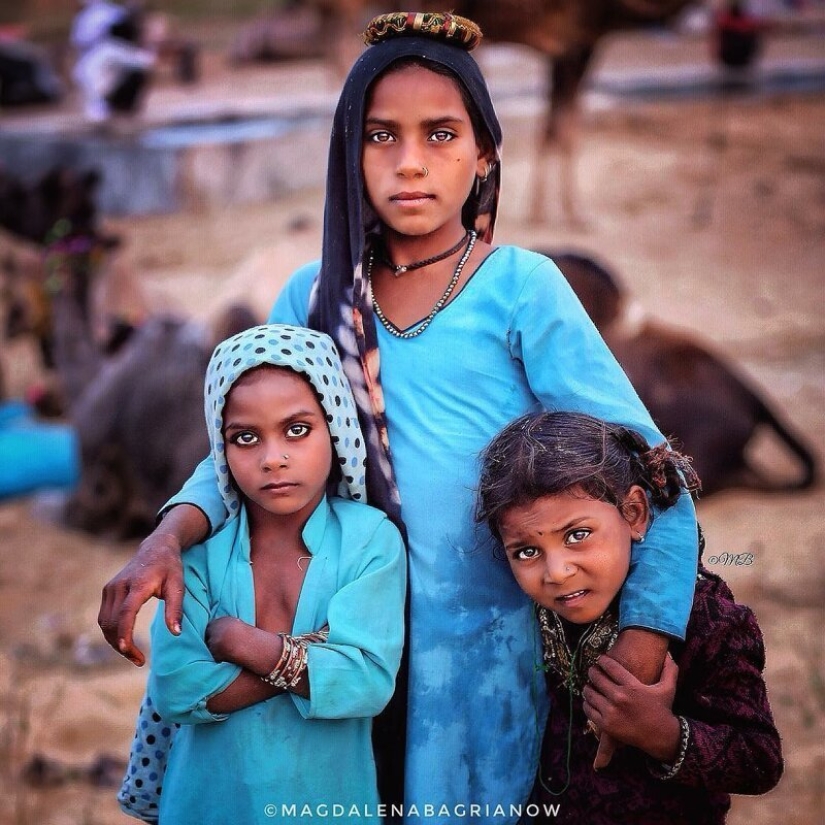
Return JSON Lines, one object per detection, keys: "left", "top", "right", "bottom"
{"left": 260, "top": 628, "right": 329, "bottom": 692}
{"left": 651, "top": 715, "right": 690, "bottom": 781}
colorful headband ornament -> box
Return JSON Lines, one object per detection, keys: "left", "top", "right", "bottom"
{"left": 363, "top": 12, "right": 483, "bottom": 51}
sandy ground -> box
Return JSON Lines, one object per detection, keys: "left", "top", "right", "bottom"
{"left": 1, "top": 27, "right": 824, "bottom": 825}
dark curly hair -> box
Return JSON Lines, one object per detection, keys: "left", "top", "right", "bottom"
{"left": 476, "top": 411, "right": 700, "bottom": 539}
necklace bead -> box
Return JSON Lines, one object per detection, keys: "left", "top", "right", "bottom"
{"left": 370, "top": 231, "right": 477, "bottom": 340}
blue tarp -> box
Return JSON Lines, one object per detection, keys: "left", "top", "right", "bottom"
{"left": 0, "top": 400, "right": 79, "bottom": 499}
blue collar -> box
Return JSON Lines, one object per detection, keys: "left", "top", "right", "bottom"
{"left": 234, "top": 495, "right": 331, "bottom": 562}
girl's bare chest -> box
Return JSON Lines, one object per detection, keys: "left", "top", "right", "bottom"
{"left": 251, "top": 556, "right": 309, "bottom": 634}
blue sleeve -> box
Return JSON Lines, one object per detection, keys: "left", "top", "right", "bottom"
{"left": 162, "top": 455, "right": 226, "bottom": 534}
{"left": 267, "top": 261, "right": 319, "bottom": 325}
{"left": 149, "top": 549, "right": 241, "bottom": 724}
{"left": 292, "top": 517, "right": 406, "bottom": 720}
{"left": 161, "top": 262, "right": 320, "bottom": 533}
{"left": 509, "top": 255, "right": 698, "bottom": 639}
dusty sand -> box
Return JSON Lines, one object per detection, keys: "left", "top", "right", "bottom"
{"left": 0, "top": 28, "right": 823, "bottom": 825}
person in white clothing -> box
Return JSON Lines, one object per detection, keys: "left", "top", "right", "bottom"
{"left": 71, "top": 0, "right": 155, "bottom": 123}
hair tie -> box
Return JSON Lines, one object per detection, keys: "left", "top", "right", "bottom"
{"left": 363, "top": 12, "right": 483, "bottom": 51}
{"left": 641, "top": 444, "right": 671, "bottom": 491}
{"left": 641, "top": 443, "right": 701, "bottom": 499}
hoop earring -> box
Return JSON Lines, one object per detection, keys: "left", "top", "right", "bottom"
{"left": 475, "top": 162, "right": 492, "bottom": 196}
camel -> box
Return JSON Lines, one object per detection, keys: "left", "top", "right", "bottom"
{"left": 299, "top": 0, "right": 697, "bottom": 224}
{"left": 0, "top": 166, "right": 128, "bottom": 394}
{"left": 546, "top": 249, "right": 818, "bottom": 495}
{"left": 46, "top": 235, "right": 257, "bottom": 537}
{"left": 0, "top": 166, "right": 258, "bottom": 536}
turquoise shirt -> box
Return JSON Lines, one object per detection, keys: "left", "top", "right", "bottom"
{"left": 149, "top": 496, "right": 406, "bottom": 824}
{"left": 169, "top": 247, "right": 698, "bottom": 822}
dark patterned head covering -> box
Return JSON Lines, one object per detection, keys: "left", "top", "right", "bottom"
{"left": 307, "top": 11, "right": 503, "bottom": 534}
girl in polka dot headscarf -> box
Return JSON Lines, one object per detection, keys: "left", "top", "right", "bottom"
{"left": 120, "top": 324, "right": 406, "bottom": 824}
{"left": 203, "top": 323, "right": 369, "bottom": 511}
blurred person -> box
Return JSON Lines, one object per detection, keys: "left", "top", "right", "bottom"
{"left": 715, "top": 1, "right": 765, "bottom": 70}
{"left": 70, "top": 0, "right": 155, "bottom": 124}
{"left": 0, "top": 34, "right": 64, "bottom": 106}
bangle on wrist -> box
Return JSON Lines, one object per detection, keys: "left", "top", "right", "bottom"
{"left": 261, "top": 632, "right": 291, "bottom": 688}
{"left": 650, "top": 715, "right": 690, "bottom": 780}
{"left": 260, "top": 628, "right": 329, "bottom": 691}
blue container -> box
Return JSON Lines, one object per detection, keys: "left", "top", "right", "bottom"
{"left": 0, "top": 400, "right": 80, "bottom": 499}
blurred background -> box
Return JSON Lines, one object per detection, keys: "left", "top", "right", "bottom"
{"left": 0, "top": 1, "right": 823, "bottom": 823}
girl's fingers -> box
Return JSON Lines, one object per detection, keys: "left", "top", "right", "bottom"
{"left": 583, "top": 677, "right": 606, "bottom": 704}
{"left": 97, "top": 582, "right": 116, "bottom": 641}
{"left": 594, "top": 654, "right": 635, "bottom": 683}
{"left": 593, "top": 734, "right": 618, "bottom": 769}
{"left": 660, "top": 652, "right": 679, "bottom": 684}
{"left": 586, "top": 660, "right": 624, "bottom": 697}
{"left": 162, "top": 571, "right": 185, "bottom": 637}
{"left": 116, "top": 588, "right": 147, "bottom": 666}
{"left": 582, "top": 682, "right": 609, "bottom": 718}
{"left": 98, "top": 576, "right": 128, "bottom": 648}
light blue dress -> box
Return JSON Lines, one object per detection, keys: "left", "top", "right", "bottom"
{"left": 169, "top": 247, "right": 698, "bottom": 822}
{"left": 149, "top": 498, "right": 406, "bottom": 824}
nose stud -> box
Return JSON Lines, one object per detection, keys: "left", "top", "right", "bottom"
{"left": 281, "top": 454, "right": 289, "bottom": 461}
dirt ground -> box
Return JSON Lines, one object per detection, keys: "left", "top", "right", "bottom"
{"left": 1, "top": 27, "right": 824, "bottom": 825}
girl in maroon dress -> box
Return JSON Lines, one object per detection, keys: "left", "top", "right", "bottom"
{"left": 476, "top": 411, "right": 783, "bottom": 824}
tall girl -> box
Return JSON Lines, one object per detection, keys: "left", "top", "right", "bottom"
{"left": 101, "top": 13, "right": 700, "bottom": 820}
{"left": 476, "top": 411, "right": 782, "bottom": 823}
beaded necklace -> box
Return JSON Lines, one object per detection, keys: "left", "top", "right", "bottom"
{"left": 370, "top": 230, "right": 477, "bottom": 340}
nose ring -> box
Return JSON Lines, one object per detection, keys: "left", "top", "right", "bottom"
{"left": 422, "top": 165, "right": 429, "bottom": 177}
{"left": 281, "top": 454, "right": 289, "bottom": 461}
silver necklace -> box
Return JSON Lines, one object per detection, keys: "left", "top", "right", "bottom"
{"left": 370, "top": 230, "right": 477, "bottom": 340}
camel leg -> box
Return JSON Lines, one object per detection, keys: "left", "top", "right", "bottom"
{"left": 316, "top": 0, "right": 366, "bottom": 82}
{"left": 50, "top": 255, "right": 104, "bottom": 410}
{"left": 558, "top": 100, "right": 583, "bottom": 230}
{"left": 692, "top": 80, "right": 734, "bottom": 229}
{"left": 528, "top": 57, "right": 557, "bottom": 226}
{"left": 528, "top": 106, "right": 551, "bottom": 226}
{"left": 529, "top": 46, "right": 593, "bottom": 228}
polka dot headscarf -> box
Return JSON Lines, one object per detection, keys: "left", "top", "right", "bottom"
{"left": 204, "top": 324, "right": 368, "bottom": 515}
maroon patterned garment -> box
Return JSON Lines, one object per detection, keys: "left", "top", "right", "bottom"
{"left": 535, "top": 569, "right": 783, "bottom": 824}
